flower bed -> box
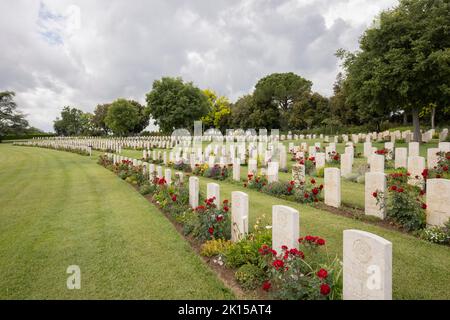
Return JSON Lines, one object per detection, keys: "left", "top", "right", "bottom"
{"left": 97, "top": 154, "right": 342, "bottom": 299}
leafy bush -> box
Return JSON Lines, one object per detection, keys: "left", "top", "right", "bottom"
{"left": 139, "top": 182, "right": 157, "bottom": 195}
{"left": 315, "top": 167, "right": 324, "bottom": 178}
{"left": 200, "top": 239, "right": 233, "bottom": 257}
{"left": 374, "top": 171, "right": 426, "bottom": 231}
{"left": 235, "top": 264, "right": 265, "bottom": 290}
{"left": 292, "top": 178, "right": 323, "bottom": 204}
{"left": 194, "top": 198, "right": 231, "bottom": 241}
{"left": 261, "top": 181, "right": 294, "bottom": 197}
{"left": 260, "top": 236, "right": 342, "bottom": 300}
{"left": 245, "top": 174, "right": 267, "bottom": 190}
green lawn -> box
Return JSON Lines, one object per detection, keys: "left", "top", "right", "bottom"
{"left": 118, "top": 148, "right": 450, "bottom": 300}
{"left": 0, "top": 144, "right": 234, "bottom": 299}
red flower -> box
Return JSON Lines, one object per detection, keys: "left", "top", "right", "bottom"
{"left": 312, "top": 188, "right": 319, "bottom": 195}
{"left": 419, "top": 190, "right": 426, "bottom": 196}
{"left": 171, "top": 195, "right": 177, "bottom": 202}
{"left": 443, "top": 166, "right": 448, "bottom": 172}
{"left": 311, "top": 178, "right": 316, "bottom": 184}
{"left": 317, "top": 268, "right": 328, "bottom": 279}
{"left": 372, "top": 192, "right": 378, "bottom": 198}
{"left": 304, "top": 193, "right": 309, "bottom": 199}
{"left": 319, "top": 184, "right": 323, "bottom": 190}
{"left": 287, "top": 186, "right": 293, "bottom": 193}
{"left": 289, "top": 180, "right": 295, "bottom": 185}
{"left": 243, "top": 183, "right": 247, "bottom": 188}
{"left": 421, "top": 203, "right": 427, "bottom": 210}
{"left": 208, "top": 227, "right": 214, "bottom": 235}
{"left": 398, "top": 187, "right": 404, "bottom": 193}
{"left": 273, "top": 259, "right": 284, "bottom": 270}
{"left": 223, "top": 206, "right": 229, "bottom": 212}
{"left": 262, "top": 281, "right": 271, "bottom": 291}
{"left": 390, "top": 185, "right": 397, "bottom": 191}
{"left": 316, "top": 238, "right": 325, "bottom": 246}
{"left": 223, "top": 199, "right": 229, "bottom": 204}
{"left": 320, "top": 283, "right": 331, "bottom": 295}
{"left": 216, "top": 215, "right": 224, "bottom": 222}
{"left": 314, "top": 197, "right": 319, "bottom": 203}
{"left": 281, "top": 245, "right": 288, "bottom": 251}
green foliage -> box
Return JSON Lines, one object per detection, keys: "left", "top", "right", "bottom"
{"left": 418, "top": 222, "right": 450, "bottom": 245}
{"left": 235, "top": 264, "right": 265, "bottom": 290}
{"left": 201, "top": 89, "right": 231, "bottom": 131}
{"left": 224, "top": 229, "right": 272, "bottom": 269}
{"left": 200, "top": 239, "right": 233, "bottom": 257}
{"left": 92, "top": 103, "right": 111, "bottom": 134}
{"left": 53, "top": 106, "right": 87, "bottom": 136}
{"left": 338, "top": 0, "right": 450, "bottom": 136}
{"left": 146, "top": 77, "right": 209, "bottom": 134}
{"left": 105, "top": 99, "right": 150, "bottom": 136}
{"left": 0, "top": 91, "right": 30, "bottom": 137}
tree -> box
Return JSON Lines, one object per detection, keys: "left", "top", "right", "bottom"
{"left": 201, "top": 89, "right": 231, "bottom": 131}
{"left": 229, "top": 95, "right": 256, "bottom": 129}
{"left": 53, "top": 106, "right": 86, "bottom": 136}
{"left": 146, "top": 77, "right": 209, "bottom": 134}
{"left": 92, "top": 103, "right": 111, "bottom": 134}
{"left": 329, "top": 73, "right": 359, "bottom": 126}
{"left": 104, "top": 99, "right": 149, "bottom": 136}
{"left": 253, "top": 72, "right": 313, "bottom": 130}
{"left": 338, "top": 0, "right": 450, "bottom": 140}
{"left": 288, "top": 92, "right": 329, "bottom": 130}
{"left": 0, "top": 91, "right": 29, "bottom": 136}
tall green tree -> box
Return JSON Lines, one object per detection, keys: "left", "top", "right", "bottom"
{"left": 338, "top": 0, "right": 450, "bottom": 140}
{"left": 53, "top": 106, "right": 86, "bottom": 136}
{"left": 201, "top": 89, "right": 231, "bottom": 131}
{"left": 230, "top": 95, "right": 256, "bottom": 129}
{"left": 92, "top": 103, "right": 111, "bottom": 134}
{"left": 253, "top": 72, "right": 313, "bottom": 130}
{"left": 146, "top": 77, "right": 209, "bottom": 134}
{"left": 104, "top": 99, "right": 150, "bottom": 136}
{"left": 0, "top": 91, "right": 29, "bottom": 136}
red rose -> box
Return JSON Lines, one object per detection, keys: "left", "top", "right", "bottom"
{"left": 311, "top": 178, "right": 316, "bottom": 184}
{"left": 320, "top": 283, "right": 331, "bottom": 295}
{"left": 281, "top": 245, "right": 288, "bottom": 251}
{"left": 319, "top": 184, "right": 323, "bottom": 190}
{"left": 273, "top": 259, "right": 284, "bottom": 270}
{"left": 223, "top": 206, "right": 229, "bottom": 212}
{"left": 372, "top": 192, "right": 378, "bottom": 198}
{"left": 216, "top": 215, "right": 223, "bottom": 222}
{"left": 317, "top": 268, "right": 328, "bottom": 279}
{"left": 398, "top": 188, "right": 404, "bottom": 193}
{"left": 419, "top": 190, "right": 425, "bottom": 196}
{"left": 171, "top": 195, "right": 177, "bottom": 202}
{"left": 243, "top": 183, "right": 247, "bottom": 187}
{"left": 312, "top": 188, "right": 319, "bottom": 195}
{"left": 223, "top": 199, "right": 229, "bottom": 204}
{"left": 314, "top": 197, "right": 318, "bottom": 203}
{"left": 262, "top": 281, "right": 271, "bottom": 291}
{"left": 304, "top": 193, "right": 309, "bottom": 199}
{"left": 316, "top": 238, "right": 325, "bottom": 246}
{"left": 208, "top": 227, "right": 214, "bottom": 235}
{"left": 421, "top": 203, "right": 427, "bottom": 210}
{"left": 443, "top": 166, "right": 448, "bottom": 172}
{"left": 390, "top": 185, "right": 397, "bottom": 191}
{"left": 287, "top": 187, "right": 293, "bottom": 193}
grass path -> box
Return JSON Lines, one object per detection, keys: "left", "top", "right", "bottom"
{"left": 0, "top": 144, "right": 233, "bottom": 299}
{"left": 117, "top": 149, "right": 450, "bottom": 300}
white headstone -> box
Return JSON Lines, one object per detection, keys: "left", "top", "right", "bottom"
{"left": 394, "top": 148, "right": 407, "bottom": 169}
{"left": 231, "top": 191, "right": 249, "bottom": 242}
{"left": 233, "top": 158, "right": 241, "bottom": 181}
{"left": 343, "top": 230, "right": 392, "bottom": 300}
{"left": 365, "top": 172, "right": 387, "bottom": 219}
{"left": 189, "top": 176, "right": 199, "bottom": 208}
{"left": 272, "top": 205, "right": 299, "bottom": 253}
{"left": 324, "top": 168, "right": 341, "bottom": 208}
{"left": 426, "top": 179, "right": 450, "bottom": 226}
{"left": 207, "top": 183, "right": 220, "bottom": 205}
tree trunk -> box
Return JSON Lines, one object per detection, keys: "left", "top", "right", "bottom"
{"left": 403, "top": 111, "right": 408, "bottom": 125}
{"left": 412, "top": 107, "right": 421, "bottom": 142}
{"left": 431, "top": 106, "right": 435, "bottom": 130}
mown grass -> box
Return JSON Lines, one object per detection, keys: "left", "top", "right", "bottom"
{"left": 118, "top": 148, "right": 450, "bottom": 300}
{"left": 0, "top": 144, "right": 234, "bottom": 299}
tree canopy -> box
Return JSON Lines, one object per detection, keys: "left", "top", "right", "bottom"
{"left": 201, "top": 89, "right": 231, "bottom": 131}
{"left": 104, "top": 99, "right": 150, "bottom": 136}
{"left": 146, "top": 77, "right": 209, "bottom": 134}
{"left": 0, "top": 91, "right": 29, "bottom": 136}
{"left": 338, "top": 0, "right": 450, "bottom": 140}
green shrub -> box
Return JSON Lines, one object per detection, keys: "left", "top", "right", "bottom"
{"left": 200, "top": 239, "right": 233, "bottom": 257}
{"left": 315, "top": 167, "right": 324, "bottom": 178}
{"left": 235, "top": 264, "right": 265, "bottom": 290}
{"left": 224, "top": 230, "right": 272, "bottom": 268}
{"left": 139, "top": 183, "right": 156, "bottom": 195}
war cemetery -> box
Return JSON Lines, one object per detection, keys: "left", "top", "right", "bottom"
{"left": 0, "top": 0, "right": 449, "bottom": 304}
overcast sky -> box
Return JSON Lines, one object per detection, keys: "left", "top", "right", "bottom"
{"left": 0, "top": 0, "right": 398, "bottom": 132}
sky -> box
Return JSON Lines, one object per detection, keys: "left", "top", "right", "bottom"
{"left": 0, "top": 0, "right": 398, "bottom": 132}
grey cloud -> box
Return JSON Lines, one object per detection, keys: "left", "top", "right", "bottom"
{"left": 0, "top": 0, "right": 397, "bottom": 131}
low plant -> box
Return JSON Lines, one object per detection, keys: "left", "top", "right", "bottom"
{"left": 194, "top": 198, "right": 231, "bottom": 241}
{"left": 292, "top": 178, "right": 323, "bottom": 204}
{"left": 260, "top": 236, "right": 342, "bottom": 300}
{"left": 200, "top": 239, "right": 233, "bottom": 257}
{"left": 235, "top": 264, "right": 265, "bottom": 290}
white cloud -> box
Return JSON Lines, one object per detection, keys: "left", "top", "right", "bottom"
{"left": 0, "top": 0, "right": 398, "bottom": 132}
